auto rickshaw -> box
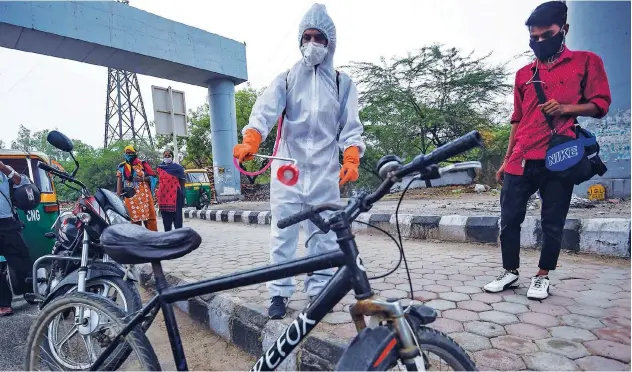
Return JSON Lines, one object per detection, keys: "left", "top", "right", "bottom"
{"left": 0, "top": 150, "right": 60, "bottom": 262}
{"left": 184, "top": 169, "right": 212, "bottom": 209}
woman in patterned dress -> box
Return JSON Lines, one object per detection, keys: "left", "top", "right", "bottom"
{"left": 156, "top": 150, "right": 186, "bottom": 231}
{"left": 116, "top": 145, "right": 158, "bottom": 231}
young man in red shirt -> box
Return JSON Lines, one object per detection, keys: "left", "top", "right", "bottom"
{"left": 484, "top": 1, "right": 611, "bottom": 300}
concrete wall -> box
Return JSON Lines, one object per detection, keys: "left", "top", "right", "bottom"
{"left": 566, "top": 1, "right": 631, "bottom": 199}
{"left": 0, "top": 1, "right": 247, "bottom": 86}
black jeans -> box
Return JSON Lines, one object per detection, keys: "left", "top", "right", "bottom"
{"left": 160, "top": 192, "right": 183, "bottom": 232}
{"left": 0, "top": 218, "right": 32, "bottom": 307}
{"left": 0, "top": 263, "right": 12, "bottom": 308}
{"left": 500, "top": 160, "right": 574, "bottom": 271}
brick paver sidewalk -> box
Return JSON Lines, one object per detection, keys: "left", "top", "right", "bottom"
{"left": 162, "top": 220, "right": 631, "bottom": 370}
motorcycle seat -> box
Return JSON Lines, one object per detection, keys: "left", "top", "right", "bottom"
{"left": 101, "top": 224, "right": 201, "bottom": 265}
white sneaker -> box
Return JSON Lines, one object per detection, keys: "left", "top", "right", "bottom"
{"left": 527, "top": 276, "right": 550, "bottom": 300}
{"left": 484, "top": 270, "right": 519, "bottom": 293}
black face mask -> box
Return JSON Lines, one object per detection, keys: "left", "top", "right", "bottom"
{"left": 530, "top": 30, "right": 565, "bottom": 61}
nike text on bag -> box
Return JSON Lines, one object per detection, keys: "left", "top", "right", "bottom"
{"left": 531, "top": 68, "right": 606, "bottom": 185}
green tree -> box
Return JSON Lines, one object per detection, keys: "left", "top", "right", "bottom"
{"left": 10, "top": 126, "right": 95, "bottom": 161}
{"left": 31, "top": 128, "right": 66, "bottom": 160}
{"left": 11, "top": 125, "right": 34, "bottom": 151}
{"left": 342, "top": 44, "right": 513, "bottom": 189}
{"left": 234, "top": 86, "right": 276, "bottom": 184}
{"left": 55, "top": 142, "right": 127, "bottom": 201}
{"left": 184, "top": 103, "right": 213, "bottom": 168}
{"left": 177, "top": 86, "right": 271, "bottom": 183}
{"left": 478, "top": 124, "right": 512, "bottom": 185}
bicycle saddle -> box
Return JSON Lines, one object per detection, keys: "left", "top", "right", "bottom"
{"left": 101, "top": 224, "right": 202, "bottom": 264}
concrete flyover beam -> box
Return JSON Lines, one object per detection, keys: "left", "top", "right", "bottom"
{"left": 0, "top": 1, "right": 248, "bottom": 87}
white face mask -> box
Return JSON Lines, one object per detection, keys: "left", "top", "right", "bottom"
{"left": 300, "top": 42, "right": 328, "bottom": 66}
{"left": 163, "top": 158, "right": 173, "bottom": 164}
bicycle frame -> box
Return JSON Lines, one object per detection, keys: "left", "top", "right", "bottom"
{"left": 90, "top": 213, "right": 383, "bottom": 372}
{"left": 73, "top": 130, "right": 484, "bottom": 371}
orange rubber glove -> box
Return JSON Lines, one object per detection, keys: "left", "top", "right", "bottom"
{"left": 339, "top": 146, "right": 360, "bottom": 186}
{"left": 233, "top": 129, "right": 262, "bottom": 163}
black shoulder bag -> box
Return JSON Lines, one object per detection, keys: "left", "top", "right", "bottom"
{"left": 531, "top": 68, "right": 607, "bottom": 185}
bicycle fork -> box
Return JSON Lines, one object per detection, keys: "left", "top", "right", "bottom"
{"left": 350, "top": 298, "right": 424, "bottom": 371}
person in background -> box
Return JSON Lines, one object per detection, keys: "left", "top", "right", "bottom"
{"left": 116, "top": 145, "right": 158, "bottom": 231}
{"left": 485, "top": 1, "right": 611, "bottom": 300}
{"left": 156, "top": 150, "right": 186, "bottom": 231}
{"left": 0, "top": 161, "right": 33, "bottom": 316}
{"left": 233, "top": 4, "right": 365, "bottom": 319}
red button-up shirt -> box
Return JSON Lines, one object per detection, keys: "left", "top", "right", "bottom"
{"left": 506, "top": 48, "right": 612, "bottom": 176}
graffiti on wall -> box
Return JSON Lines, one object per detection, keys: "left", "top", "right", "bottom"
{"left": 579, "top": 109, "right": 631, "bottom": 164}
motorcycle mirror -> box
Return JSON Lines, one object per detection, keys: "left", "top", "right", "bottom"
{"left": 122, "top": 187, "right": 136, "bottom": 198}
{"left": 46, "top": 130, "right": 74, "bottom": 153}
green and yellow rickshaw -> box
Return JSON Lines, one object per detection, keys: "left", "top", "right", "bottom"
{"left": 0, "top": 150, "right": 60, "bottom": 262}
{"left": 184, "top": 169, "right": 212, "bottom": 209}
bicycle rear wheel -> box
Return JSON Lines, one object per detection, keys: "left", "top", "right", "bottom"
{"left": 336, "top": 324, "right": 476, "bottom": 371}
{"left": 25, "top": 292, "right": 160, "bottom": 371}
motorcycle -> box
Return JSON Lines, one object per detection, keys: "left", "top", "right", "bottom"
{"left": 27, "top": 130, "right": 142, "bottom": 314}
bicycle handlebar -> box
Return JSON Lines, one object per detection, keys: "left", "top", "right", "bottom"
{"left": 277, "top": 130, "right": 483, "bottom": 230}
{"left": 416, "top": 130, "right": 482, "bottom": 171}
{"left": 276, "top": 204, "right": 338, "bottom": 232}
{"left": 364, "top": 130, "right": 481, "bottom": 206}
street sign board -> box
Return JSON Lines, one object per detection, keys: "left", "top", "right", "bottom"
{"left": 151, "top": 85, "right": 188, "bottom": 137}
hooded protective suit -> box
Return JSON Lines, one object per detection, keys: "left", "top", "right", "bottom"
{"left": 239, "top": 4, "right": 365, "bottom": 297}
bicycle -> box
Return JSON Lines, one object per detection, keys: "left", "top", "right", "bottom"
{"left": 25, "top": 131, "right": 483, "bottom": 371}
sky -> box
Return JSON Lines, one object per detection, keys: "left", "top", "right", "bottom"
{"left": 0, "top": 0, "right": 542, "bottom": 149}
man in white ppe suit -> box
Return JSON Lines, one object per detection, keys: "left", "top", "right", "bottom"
{"left": 233, "top": 3, "right": 365, "bottom": 319}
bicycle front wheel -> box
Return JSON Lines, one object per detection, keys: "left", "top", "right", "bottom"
{"left": 406, "top": 326, "right": 477, "bottom": 371}
{"left": 336, "top": 324, "right": 476, "bottom": 371}
{"left": 25, "top": 292, "right": 160, "bottom": 371}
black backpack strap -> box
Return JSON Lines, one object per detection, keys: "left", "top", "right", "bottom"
{"left": 335, "top": 70, "right": 344, "bottom": 142}
{"left": 281, "top": 69, "right": 291, "bottom": 122}
{"left": 531, "top": 68, "right": 556, "bottom": 133}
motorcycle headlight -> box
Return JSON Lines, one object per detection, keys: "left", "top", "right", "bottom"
{"left": 106, "top": 209, "right": 129, "bottom": 225}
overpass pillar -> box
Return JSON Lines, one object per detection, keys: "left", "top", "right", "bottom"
{"left": 567, "top": 1, "right": 631, "bottom": 198}
{"left": 208, "top": 79, "right": 242, "bottom": 201}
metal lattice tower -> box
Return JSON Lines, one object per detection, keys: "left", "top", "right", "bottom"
{"left": 103, "top": 0, "right": 154, "bottom": 149}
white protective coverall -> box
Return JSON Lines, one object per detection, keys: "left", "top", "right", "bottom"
{"left": 242, "top": 4, "right": 366, "bottom": 298}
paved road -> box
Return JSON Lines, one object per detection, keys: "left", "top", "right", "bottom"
{"left": 161, "top": 219, "right": 631, "bottom": 371}
{"left": 0, "top": 297, "right": 38, "bottom": 370}
{"left": 0, "top": 289, "right": 254, "bottom": 371}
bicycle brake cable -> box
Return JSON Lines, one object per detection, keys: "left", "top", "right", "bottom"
{"left": 355, "top": 220, "right": 402, "bottom": 280}
{"left": 395, "top": 176, "right": 418, "bottom": 303}
{"left": 360, "top": 174, "right": 417, "bottom": 298}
